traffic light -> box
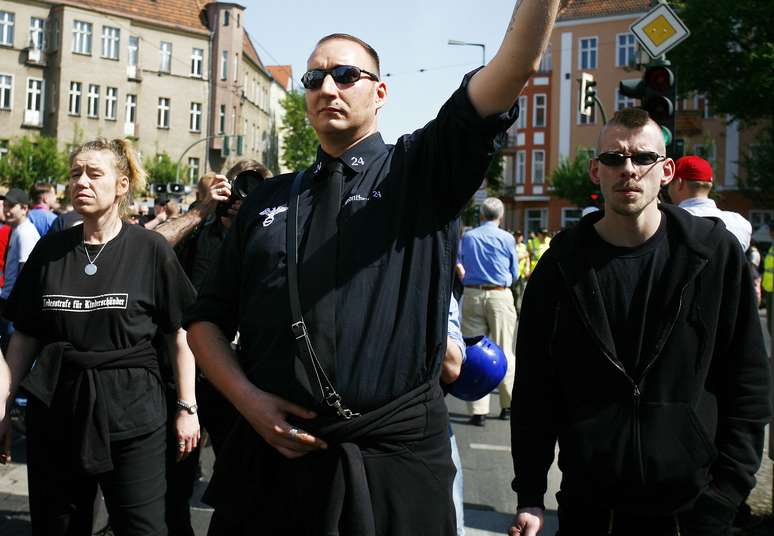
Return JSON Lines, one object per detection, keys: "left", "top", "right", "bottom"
{"left": 578, "top": 73, "right": 596, "bottom": 117}
{"left": 619, "top": 63, "right": 677, "bottom": 156}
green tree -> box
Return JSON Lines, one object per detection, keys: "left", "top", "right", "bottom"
{"left": 670, "top": 0, "right": 774, "bottom": 203}
{"left": 550, "top": 149, "right": 600, "bottom": 207}
{"left": 144, "top": 152, "right": 186, "bottom": 185}
{"left": 0, "top": 136, "right": 68, "bottom": 191}
{"left": 280, "top": 90, "right": 318, "bottom": 171}
{"left": 485, "top": 151, "right": 504, "bottom": 195}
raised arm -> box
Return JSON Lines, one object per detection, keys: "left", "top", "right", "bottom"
{"left": 468, "top": 0, "right": 564, "bottom": 117}
{"left": 153, "top": 175, "right": 231, "bottom": 247}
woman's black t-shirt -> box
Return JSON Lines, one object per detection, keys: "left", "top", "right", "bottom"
{"left": 5, "top": 222, "right": 197, "bottom": 439}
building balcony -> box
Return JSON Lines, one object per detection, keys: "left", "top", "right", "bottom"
{"left": 22, "top": 110, "right": 43, "bottom": 128}
{"left": 25, "top": 47, "right": 46, "bottom": 67}
{"left": 127, "top": 65, "right": 143, "bottom": 82}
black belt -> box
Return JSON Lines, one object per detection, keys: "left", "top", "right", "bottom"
{"left": 465, "top": 284, "right": 507, "bottom": 290}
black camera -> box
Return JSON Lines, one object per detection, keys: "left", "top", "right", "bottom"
{"left": 216, "top": 170, "right": 264, "bottom": 217}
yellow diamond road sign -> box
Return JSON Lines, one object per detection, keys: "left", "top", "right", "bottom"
{"left": 631, "top": 3, "right": 690, "bottom": 59}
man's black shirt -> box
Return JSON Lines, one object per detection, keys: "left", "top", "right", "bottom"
{"left": 184, "top": 71, "right": 518, "bottom": 412}
{"left": 585, "top": 214, "right": 670, "bottom": 375}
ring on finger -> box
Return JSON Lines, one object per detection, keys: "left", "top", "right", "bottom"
{"left": 177, "top": 440, "right": 186, "bottom": 449}
{"left": 288, "top": 428, "right": 299, "bottom": 438}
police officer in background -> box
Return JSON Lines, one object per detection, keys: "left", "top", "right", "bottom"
{"left": 185, "top": 2, "right": 564, "bottom": 534}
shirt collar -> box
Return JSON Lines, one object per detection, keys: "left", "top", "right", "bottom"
{"left": 312, "top": 132, "right": 388, "bottom": 178}
{"left": 679, "top": 197, "right": 717, "bottom": 210}
{"left": 482, "top": 221, "right": 499, "bottom": 228}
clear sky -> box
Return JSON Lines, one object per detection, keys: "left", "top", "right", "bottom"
{"left": 245, "top": 0, "right": 520, "bottom": 144}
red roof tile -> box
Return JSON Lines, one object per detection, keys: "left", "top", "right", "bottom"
{"left": 267, "top": 65, "right": 292, "bottom": 90}
{"left": 559, "top": 0, "right": 652, "bottom": 21}
{"left": 54, "top": 0, "right": 210, "bottom": 34}
{"left": 242, "top": 32, "right": 264, "bottom": 70}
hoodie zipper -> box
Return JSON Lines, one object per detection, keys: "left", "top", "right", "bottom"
{"left": 574, "top": 282, "right": 690, "bottom": 487}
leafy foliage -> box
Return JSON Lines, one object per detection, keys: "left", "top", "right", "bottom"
{"left": 144, "top": 152, "right": 186, "bottom": 185}
{"left": 550, "top": 150, "right": 600, "bottom": 207}
{"left": 670, "top": 0, "right": 774, "bottom": 123}
{"left": 280, "top": 91, "right": 319, "bottom": 171}
{"left": 0, "top": 136, "right": 68, "bottom": 191}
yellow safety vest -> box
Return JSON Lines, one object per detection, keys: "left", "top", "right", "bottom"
{"left": 763, "top": 245, "right": 774, "bottom": 292}
{"left": 516, "top": 242, "right": 529, "bottom": 278}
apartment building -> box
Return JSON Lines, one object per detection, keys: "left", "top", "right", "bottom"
{"left": 499, "top": 0, "right": 763, "bottom": 234}
{"left": 0, "top": 0, "right": 289, "bottom": 182}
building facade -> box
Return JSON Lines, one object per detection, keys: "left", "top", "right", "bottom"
{"left": 0, "top": 0, "right": 289, "bottom": 183}
{"left": 498, "top": 0, "right": 765, "bottom": 235}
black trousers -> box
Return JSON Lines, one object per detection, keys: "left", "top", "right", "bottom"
{"left": 26, "top": 398, "right": 167, "bottom": 536}
{"left": 206, "top": 432, "right": 456, "bottom": 536}
{"left": 556, "top": 493, "right": 735, "bottom": 536}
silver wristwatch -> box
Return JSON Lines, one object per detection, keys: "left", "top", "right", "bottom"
{"left": 176, "top": 399, "right": 198, "bottom": 415}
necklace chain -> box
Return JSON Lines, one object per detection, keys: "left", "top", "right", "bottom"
{"left": 83, "top": 241, "right": 108, "bottom": 265}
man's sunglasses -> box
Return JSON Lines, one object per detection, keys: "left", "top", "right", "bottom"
{"left": 301, "top": 65, "right": 380, "bottom": 90}
{"left": 597, "top": 151, "right": 666, "bottom": 167}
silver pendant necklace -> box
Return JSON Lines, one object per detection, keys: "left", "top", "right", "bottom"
{"left": 83, "top": 241, "right": 108, "bottom": 276}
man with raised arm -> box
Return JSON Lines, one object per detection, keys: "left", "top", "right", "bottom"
{"left": 185, "top": 2, "right": 564, "bottom": 534}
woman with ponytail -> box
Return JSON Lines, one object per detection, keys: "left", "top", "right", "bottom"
{"left": 0, "top": 138, "right": 198, "bottom": 535}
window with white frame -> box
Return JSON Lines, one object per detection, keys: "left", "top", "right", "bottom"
{"left": 0, "top": 74, "right": 12, "bottom": 109}
{"left": 218, "top": 104, "right": 225, "bottom": 133}
{"left": 533, "top": 94, "right": 546, "bottom": 128}
{"left": 68, "top": 81, "right": 81, "bottom": 115}
{"left": 101, "top": 26, "right": 119, "bottom": 59}
{"left": 128, "top": 36, "right": 139, "bottom": 67}
{"left": 538, "top": 44, "right": 552, "bottom": 72}
{"left": 616, "top": 33, "right": 637, "bottom": 67}
{"left": 233, "top": 53, "right": 239, "bottom": 82}
{"left": 188, "top": 157, "right": 200, "bottom": 181}
{"left": 532, "top": 150, "right": 545, "bottom": 184}
{"left": 0, "top": 11, "right": 14, "bottom": 47}
{"left": 157, "top": 97, "right": 170, "bottom": 128}
{"left": 561, "top": 208, "right": 583, "bottom": 228}
{"left": 125, "top": 94, "right": 136, "bottom": 124}
{"left": 223, "top": 10, "right": 230, "bottom": 26}
{"left": 29, "top": 17, "right": 45, "bottom": 50}
{"left": 87, "top": 84, "right": 99, "bottom": 117}
{"left": 220, "top": 50, "right": 228, "bottom": 80}
{"left": 615, "top": 88, "right": 637, "bottom": 111}
{"left": 26, "top": 78, "right": 43, "bottom": 120}
{"left": 191, "top": 48, "right": 203, "bottom": 77}
{"left": 516, "top": 95, "right": 527, "bottom": 129}
{"left": 72, "top": 20, "right": 92, "bottom": 54}
{"left": 694, "top": 94, "right": 713, "bottom": 119}
{"left": 749, "top": 210, "right": 774, "bottom": 229}
{"left": 105, "top": 86, "right": 117, "bottom": 119}
{"left": 160, "top": 41, "right": 172, "bottom": 73}
{"left": 516, "top": 150, "right": 526, "bottom": 185}
{"left": 525, "top": 208, "right": 547, "bottom": 235}
{"left": 189, "top": 102, "right": 201, "bottom": 132}
{"left": 579, "top": 37, "right": 597, "bottom": 69}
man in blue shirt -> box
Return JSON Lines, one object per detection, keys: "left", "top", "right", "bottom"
{"left": 457, "top": 197, "right": 518, "bottom": 426}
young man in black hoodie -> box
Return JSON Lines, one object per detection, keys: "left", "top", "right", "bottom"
{"left": 509, "top": 108, "right": 771, "bottom": 536}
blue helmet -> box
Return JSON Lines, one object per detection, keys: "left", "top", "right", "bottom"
{"left": 447, "top": 335, "right": 508, "bottom": 402}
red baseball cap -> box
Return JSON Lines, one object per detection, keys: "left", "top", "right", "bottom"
{"left": 675, "top": 155, "right": 713, "bottom": 182}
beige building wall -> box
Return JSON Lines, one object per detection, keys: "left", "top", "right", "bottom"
{"left": 51, "top": 5, "right": 210, "bottom": 179}
{"left": 269, "top": 78, "right": 289, "bottom": 174}
{"left": 0, "top": 0, "right": 52, "bottom": 145}
{"left": 239, "top": 55, "right": 274, "bottom": 168}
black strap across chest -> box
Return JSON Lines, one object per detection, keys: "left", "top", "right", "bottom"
{"left": 286, "top": 170, "right": 359, "bottom": 420}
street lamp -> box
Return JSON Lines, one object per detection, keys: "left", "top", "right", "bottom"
{"left": 448, "top": 39, "right": 486, "bottom": 66}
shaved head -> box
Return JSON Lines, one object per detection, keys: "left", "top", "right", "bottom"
{"left": 596, "top": 108, "right": 665, "bottom": 155}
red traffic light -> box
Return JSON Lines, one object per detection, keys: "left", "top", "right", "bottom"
{"left": 644, "top": 66, "right": 674, "bottom": 93}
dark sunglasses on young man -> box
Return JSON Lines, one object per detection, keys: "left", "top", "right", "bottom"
{"left": 597, "top": 151, "right": 666, "bottom": 167}
{"left": 301, "top": 65, "right": 380, "bottom": 90}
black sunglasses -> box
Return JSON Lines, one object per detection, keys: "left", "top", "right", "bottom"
{"left": 301, "top": 65, "right": 380, "bottom": 90}
{"left": 597, "top": 151, "right": 666, "bottom": 167}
